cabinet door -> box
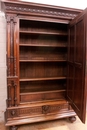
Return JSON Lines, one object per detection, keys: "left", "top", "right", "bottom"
{"left": 67, "top": 9, "right": 87, "bottom": 123}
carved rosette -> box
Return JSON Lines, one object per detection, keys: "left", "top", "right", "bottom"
{"left": 42, "top": 105, "right": 50, "bottom": 114}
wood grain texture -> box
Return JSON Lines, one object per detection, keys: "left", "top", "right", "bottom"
{"left": 67, "top": 9, "right": 87, "bottom": 123}
{"left": 3, "top": 0, "right": 87, "bottom": 129}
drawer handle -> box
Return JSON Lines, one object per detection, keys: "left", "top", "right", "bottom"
{"left": 11, "top": 110, "right": 16, "bottom": 116}
{"left": 42, "top": 105, "right": 49, "bottom": 114}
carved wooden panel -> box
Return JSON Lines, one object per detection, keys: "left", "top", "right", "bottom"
{"left": 7, "top": 103, "right": 69, "bottom": 118}
{"left": 19, "top": 107, "right": 42, "bottom": 116}
{"left": 4, "top": 1, "right": 82, "bottom": 22}
{"left": 68, "top": 10, "right": 86, "bottom": 123}
{"left": 7, "top": 16, "right": 17, "bottom": 77}
{"left": 7, "top": 78, "right": 18, "bottom": 107}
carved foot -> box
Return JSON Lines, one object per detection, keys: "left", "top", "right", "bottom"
{"left": 10, "top": 126, "right": 18, "bottom": 130}
{"left": 69, "top": 116, "right": 76, "bottom": 123}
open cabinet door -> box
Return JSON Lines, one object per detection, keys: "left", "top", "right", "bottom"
{"left": 67, "top": 9, "right": 87, "bottom": 123}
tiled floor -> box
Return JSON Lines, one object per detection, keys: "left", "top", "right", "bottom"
{"left": 1, "top": 115, "right": 87, "bottom": 130}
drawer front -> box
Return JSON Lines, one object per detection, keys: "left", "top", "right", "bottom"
{"left": 7, "top": 103, "right": 68, "bottom": 118}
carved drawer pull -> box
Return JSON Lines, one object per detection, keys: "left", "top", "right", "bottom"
{"left": 42, "top": 105, "right": 49, "bottom": 114}
{"left": 11, "top": 110, "right": 16, "bottom": 116}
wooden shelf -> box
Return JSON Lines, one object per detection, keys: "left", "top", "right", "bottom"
{"left": 19, "top": 99, "right": 67, "bottom": 107}
{"left": 19, "top": 59, "right": 66, "bottom": 62}
{"left": 19, "top": 44, "right": 67, "bottom": 47}
{"left": 20, "top": 89, "right": 66, "bottom": 95}
{"left": 20, "top": 30, "right": 68, "bottom": 36}
{"left": 20, "top": 77, "right": 66, "bottom": 82}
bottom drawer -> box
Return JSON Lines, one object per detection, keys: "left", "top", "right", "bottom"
{"left": 6, "top": 100, "right": 70, "bottom": 119}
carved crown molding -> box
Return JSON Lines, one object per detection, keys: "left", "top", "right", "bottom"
{"left": 3, "top": 1, "right": 82, "bottom": 20}
{"left": 5, "top": 4, "right": 77, "bottom": 18}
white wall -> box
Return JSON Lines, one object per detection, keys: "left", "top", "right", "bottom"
{"left": 0, "top": 10, "right": 6, "bottom": 123}
{"left": 21, "top": 0, "right": 87, "bottom": 9}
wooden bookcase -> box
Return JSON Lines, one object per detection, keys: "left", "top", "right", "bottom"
{"left": 2, "top": 0, "right": 87, "bottom": 130}
{"left": 19, "top": 19, "right": 67, "bottom": 103}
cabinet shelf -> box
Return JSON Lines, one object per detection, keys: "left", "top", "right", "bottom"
{"left": 19, "top": 59, "right": 66, "bottom": 62}
{"left": 19, "top": 44, "right": 67, "bottom": 47}
{"left": 20, "top": 77, "right": 66, "bottom": 82}
{"left": 19, "top": 99, "right": 67, "bottom": 106}
{"left": 20, "top": 89, "right": 66, "bottom": 95}
{"left": 20, "top": 30, "right": 68, "bottom": 36}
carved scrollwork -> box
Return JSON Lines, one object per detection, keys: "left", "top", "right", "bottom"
{"left": 19, "top": 107, "right": 42, "bottom": 115}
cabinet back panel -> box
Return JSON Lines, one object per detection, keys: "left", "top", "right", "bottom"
{"left": 20, "top": 62, "right": 66, "bottom": 78}
{"left": 20, "top": 20, "right": 67, "bottom": 33}
{"left": 19, "top": 47, "right": 67, "bottom": 60}
{"left": 20, "top": 91, "right": 65, "bottom": 103}
{"left": 20, "top": 34, "right": 67, "bottom": 47}
{"left": 20, "top": 80, "right": 66, "bottom": 93}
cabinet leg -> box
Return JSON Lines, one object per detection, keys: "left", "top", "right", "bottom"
{"left": 10, "top": 126, "right": 18, "bottom": 130}
{"left": 68, "top": 116, "right": 76, "bottom": 123}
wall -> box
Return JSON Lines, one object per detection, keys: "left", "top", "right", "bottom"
{"left": 21, "top": 0, "right": 87, "bottom": 9}
{"left": 0, "top": 4, "right": 7, "bottom": 125}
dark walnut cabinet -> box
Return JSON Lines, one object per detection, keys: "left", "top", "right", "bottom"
{"left": 2, "top": 0, "right": 87, "bottom": 129}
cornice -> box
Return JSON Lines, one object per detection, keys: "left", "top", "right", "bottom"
{"left": 2, "top": 1, "right": 82, "bottom": 20}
